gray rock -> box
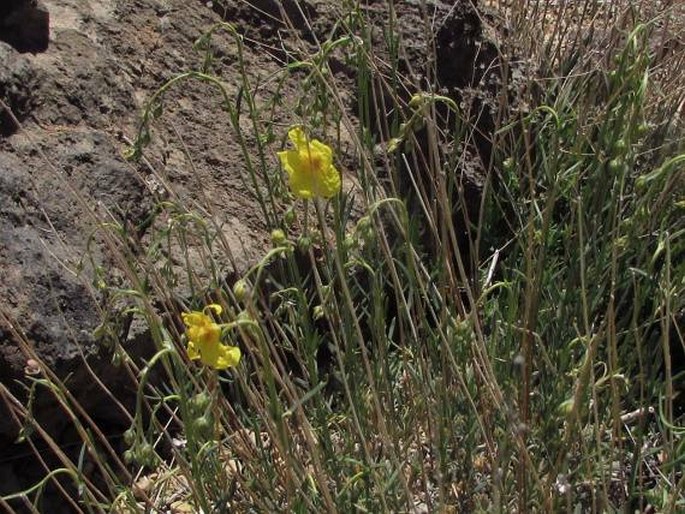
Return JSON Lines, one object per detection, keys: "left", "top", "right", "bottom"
{"left": 0, "top": 138, "right": 133, "bottom": 437}
{"left": 0, "top": 0, "right": 285, "bottom": 507}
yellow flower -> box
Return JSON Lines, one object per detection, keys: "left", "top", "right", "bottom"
{"left": 277, "top": 127, "right": 341, "bottom": 199}
{"left": 181, "top": 304, "right": 241, "bottom": 370}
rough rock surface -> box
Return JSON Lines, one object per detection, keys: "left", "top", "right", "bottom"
{"left": 0, "top": 0, "right": 281, "bottom": 504}
{"left": 0, "top": 0, "right": 285, "bottom": 424}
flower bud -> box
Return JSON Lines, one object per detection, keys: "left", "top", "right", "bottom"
{"left": 232, "top": 280, "right": 248, "bottom": 302}
{"left": 271, "top": 229, "right": 287, "bottom": 246}
{"left": 193, "top": 415, "right": 212, "bottom": 432}
{"left": 408, "top": 93, "right": 426, "bottom": 110}
{"left": 613, "top": 138, "right": 627, "bottom": 155}
{"left": 283, "top": 207, "right": 296, "bottom": 227}
{"left": 608, "top": 158, "right": 623, "bottom": 173}
{"left": 298, "top": 235, "right": 311, "bottom": 253}
{"left": 123, "top": 449, "right": 135, "bottom": 464}
{"left": 123, "top": 428, "right": 136, "bottom": 446}
{"left": 139, "top": 443, "right": 156, "bottom": 466}
{"left": 190, "top": 391, "right": 211, "bottom": 413}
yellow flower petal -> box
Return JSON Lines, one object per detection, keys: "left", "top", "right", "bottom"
{"left": 288, "top": 126, "right": 308, "bottom": 147}
{"left": 191, "top": 335, "right": 241, "bottom": 370}
{"left": 213, "top": 345, "right": 242, "bottom": 370}
{"left": 181, "top": 305, "right": 241, "bottom": 370}
{"left": 278, "top": 127, "right": 341, "bottom": 199}
{"left": 186, "top": 341, "right": 200, "bottom": 360}
{"left": 182, "top": 311, "right": 206, "bottom": 327}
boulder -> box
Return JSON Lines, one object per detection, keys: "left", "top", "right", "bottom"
{"left": 0, "top": 132, "right": 151, "bottom": 438}
{"left": 0, "top": 2, "right": 272, "bottom": 506}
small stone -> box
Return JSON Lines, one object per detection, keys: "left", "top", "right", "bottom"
{"left": 132, "top": 474, "right": 155, "bottom": 500}
{"left": 24, "top": 358, "right": 40, "bottom": 375}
